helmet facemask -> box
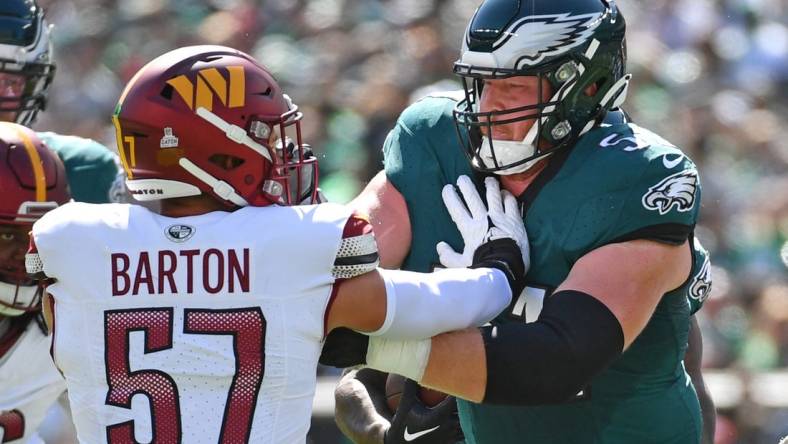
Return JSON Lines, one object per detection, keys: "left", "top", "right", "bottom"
{"left": 246, "top": 102, "right": 319, "bottom": 206}
{"left": 452, "top": 0, "right": 630, "bottom": 175}
{"left": 0, "top": 0, "right": 56, "bottom": 126}
{"left": 0, "top": 220, "right": 44, "bottom": 316}
{"left": 454, "top": 64, "right": 571, "bottom": 175}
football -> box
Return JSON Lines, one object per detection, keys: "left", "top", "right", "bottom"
{"left": 385, "top": 373, "right": 448, "bottom": 412}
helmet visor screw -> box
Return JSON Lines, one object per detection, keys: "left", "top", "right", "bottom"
{"left": 551, "top": 121, "right": 572, "bottom": 139}
{"left": 556, "top": 62, "right": 578, "bottom": 83}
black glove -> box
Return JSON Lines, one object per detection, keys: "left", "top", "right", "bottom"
{"left": 471, "top": 237, "right": 527, "bottom": 298}
{"left": 384, "top": 379, "right": 464, "bottom": 444}
{"left": 319, "top": 327, "right": 369, "bottom": 368}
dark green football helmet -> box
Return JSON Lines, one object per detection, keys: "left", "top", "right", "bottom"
{"left": 453, "top": 0, "right": 629, "bottom": 174}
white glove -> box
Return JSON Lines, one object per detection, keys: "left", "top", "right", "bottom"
{"left": 436, "top": 175, "right": 530, "bottom": 274}
{"left": 437, "top": 175, "right": 489, "bottom": 268}
{"left": 483, "top": 176, "right": 530, "bottom": 273}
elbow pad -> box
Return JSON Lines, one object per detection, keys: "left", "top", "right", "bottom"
{"left": 370, "top": 267, "right": 511, "bottom": 340}
{"left": 482, "top": 290, "right": 624, "bottom": 405}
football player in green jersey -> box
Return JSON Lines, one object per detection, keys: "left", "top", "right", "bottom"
{"left": 323, "top": 0, "right": 716, "bottom": 443}
{"left": 0, "top": 0, "right": 118, "bottom": 203}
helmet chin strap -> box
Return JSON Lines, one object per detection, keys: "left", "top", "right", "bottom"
{"left": 195, "top": 107, "right": 272, "bottom": 162}
{"left": 479, "top": 124, "right": 540, "bottom": 175}
{"left": 0, "top": 282, "right": 38, "bottom": 317}
{"left": 184, "top": 106, "right": 290, "bottom": 207}
{"left": 178, "top": 158, "right": 250, "bottom": 207}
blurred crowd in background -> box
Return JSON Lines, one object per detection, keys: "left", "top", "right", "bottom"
{"left": 32, "top": 0, "right": 788, "bottom": 442}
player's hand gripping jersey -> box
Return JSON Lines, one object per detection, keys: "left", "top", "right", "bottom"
{"left": 384, "top": 94, "right": 711, "bottom": 444}
{"left": 30, "top": 202, "right": 378, "bottom": 444}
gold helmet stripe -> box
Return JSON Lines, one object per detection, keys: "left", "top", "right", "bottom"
{"left": 6, "top": 123, "right": 47, "bottom": 201}
{"left": 112, "top": 115, "right": 133, "bottom": 179}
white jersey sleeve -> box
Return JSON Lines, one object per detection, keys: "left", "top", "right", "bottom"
{"left": 0, "top": 320, "right": 66, "bottom": 444}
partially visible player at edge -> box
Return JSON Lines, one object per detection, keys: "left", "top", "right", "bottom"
{"left": 26, "top": 45, "right": 528, "bottom": 443}
{"left": 0, "top": 1, "right": 116, "bottom": 442}
{"left": 324, "top": 0, "right": 716, "bottom": 443}
{"left": 0, "top": 124, "right": 70, "bottom": 444}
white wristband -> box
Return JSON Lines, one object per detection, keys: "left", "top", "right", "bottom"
{"left": 366, "top": 336, "right": 432, "bottom": 382}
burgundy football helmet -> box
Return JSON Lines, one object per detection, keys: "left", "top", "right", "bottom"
{"left": 112, "top": 45, "right": 317, "bottom": 207}
{"left": 0, "top": 122, "right": 69, "bottom": 316}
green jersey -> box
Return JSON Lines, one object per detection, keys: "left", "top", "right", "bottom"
{"left": 37, "top": 132, "right": 118, "bottom": 203}
{"left": 383, "top": 94, "right": 710, "bottom": 444}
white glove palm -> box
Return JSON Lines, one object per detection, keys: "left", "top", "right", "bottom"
{"left": 437, "top": 175, "right": 489, "bottom": 268}
{"left": 437, "top": 175, "right": 530, "bottom": 272}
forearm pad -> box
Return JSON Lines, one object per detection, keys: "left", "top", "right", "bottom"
{"left": 371, "top": 267, "right": 511, "bottom": 340}
{"left": 482, "top": 290, "right": 624, "bottom": 405}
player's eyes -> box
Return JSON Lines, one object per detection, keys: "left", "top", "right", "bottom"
{"left": 0, "top": 233, "right": 15, "bottom": 241}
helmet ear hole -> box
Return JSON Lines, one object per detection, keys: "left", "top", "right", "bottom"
{"left": 586, "top": 78, "right": 606, "bottom": 97}
{"left": 208, "top": 154, "right": 245, "bottom": 171}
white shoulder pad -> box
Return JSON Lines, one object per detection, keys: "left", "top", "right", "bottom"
{"left": 332, "top": 231, "right": 379, "bottom": 279}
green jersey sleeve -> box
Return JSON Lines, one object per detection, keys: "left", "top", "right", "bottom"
{"left": 37, "top": 132, "right": 119, "bottom": 203}
{"left": 610, "top": 155, "right": 701, "bottom": 245}
{"left": 687, "top": 238, "right": 712, "bottom": 314}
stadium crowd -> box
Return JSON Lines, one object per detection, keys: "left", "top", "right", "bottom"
{"left": 32, "top": 0, "right": 788, "bottom": 442}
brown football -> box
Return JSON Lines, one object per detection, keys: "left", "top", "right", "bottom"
{"left": 385, "top": 373, "right": 448, "bottom": 412}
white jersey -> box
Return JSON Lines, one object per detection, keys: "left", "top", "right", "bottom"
{"left": 31, "top": 202, "right": 376, "bottom": 444}
{"left": 0, "top": 318, "right": 66, "bottom": 444}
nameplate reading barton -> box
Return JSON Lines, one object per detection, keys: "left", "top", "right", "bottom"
{"left": 111, "top": 248, "right": 250, "bottom": 296}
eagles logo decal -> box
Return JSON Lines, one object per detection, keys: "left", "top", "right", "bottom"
{"left": 689, "top": 256, "right": 712, "bottom": 302}
{"left": 641, "top": 170, "right": 698, "bottom": 215}
{"left": 490, "top": 13, "right": 603, "bottom": 68}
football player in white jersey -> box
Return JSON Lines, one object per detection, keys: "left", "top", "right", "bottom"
{"left": 0, "top": 123, "right": 70, "bottom": 444}
{"left": 27, "top": 45, "right": 528, "bottom": 444}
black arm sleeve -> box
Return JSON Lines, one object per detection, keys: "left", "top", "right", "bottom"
{"left": 482, "top": 290, "right": 625, "bottom": 405}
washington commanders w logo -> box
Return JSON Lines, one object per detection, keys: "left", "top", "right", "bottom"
{"left": 166, "top": 66, "right": 246, "bottom": 111}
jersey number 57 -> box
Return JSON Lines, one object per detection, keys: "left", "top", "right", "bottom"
{"left": 104, "top": 307, "right": 265, "bottom": 444}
